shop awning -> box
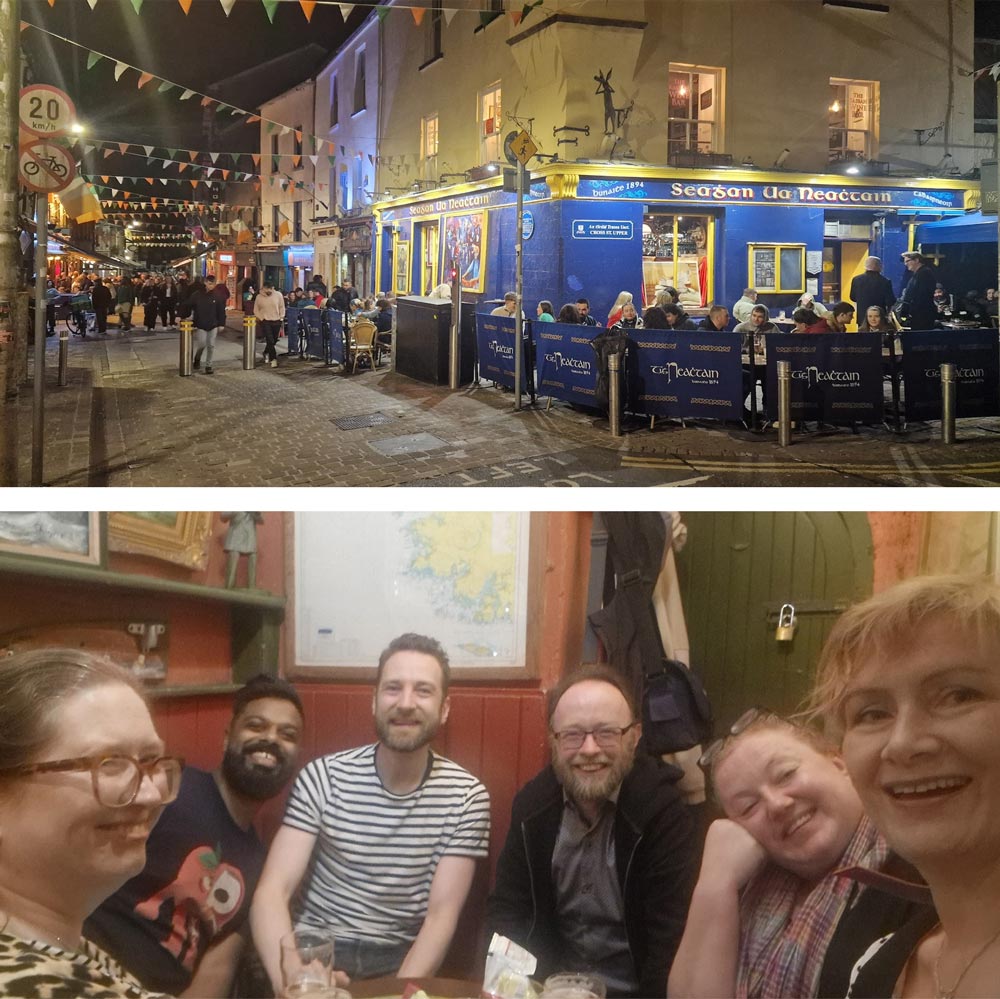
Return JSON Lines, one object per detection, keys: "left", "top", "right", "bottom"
{"left": 916, "top": 210, "right": 999, "bottom": 245}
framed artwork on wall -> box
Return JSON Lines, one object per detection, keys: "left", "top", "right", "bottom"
{"left": 0, "top": 512, "right": 105, "bottom": 567}
{"left": 394, "top": 240, "right": 410, "bottom": 295}
{"left": 443, "top": 211, "right": 487, "bottom": 293}
{"left": 107, "top": 512, "right": 213, "bottom": 570}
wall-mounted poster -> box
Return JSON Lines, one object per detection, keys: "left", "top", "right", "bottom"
{"left": 0, "top": 512, "right": 104, "bottom": 567}
{"left": 394, "top": 241, "right": 410, "bottom": 295}
{"left": 444, "top": 211, "right": 487, "bottom": 293}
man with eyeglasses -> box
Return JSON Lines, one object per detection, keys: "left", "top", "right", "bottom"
{"left": 488, "top": 665, "right": 699, "bottom": 998}
{"left": 84, "top": 673, "right": 304, "bottom": 998}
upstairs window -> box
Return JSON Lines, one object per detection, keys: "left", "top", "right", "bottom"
{"left": 354, "top": 48, "right": 367, "bottom": 114}
{"left": 421, "top": 113, "right": 439, "bottom": 181}
{"left": 479, "top": 83, "right": 502, "bottom": 165}
{"left": 829, "top": 79, "right": 878, "bottom": 163}
{"left": 329, "top": 74, "right": 339, "bottom": 128}
{"left": 424, "top": 0, "right": 443, "bottom": 64}
{"left": 293, "top": 124, "right": 303, "bottom": 169}
{"left": 667, "top": 65, "right": 723, "bottom": 160}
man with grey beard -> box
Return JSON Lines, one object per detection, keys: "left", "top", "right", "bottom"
{"left": 487, "top": 665, "right": 699, "bottom": 999}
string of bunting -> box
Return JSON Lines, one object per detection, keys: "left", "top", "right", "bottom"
{"left": 40, "top": 0, "right": 548, "bottom": 29}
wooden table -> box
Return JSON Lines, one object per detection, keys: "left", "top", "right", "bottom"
{"left": 349, "top": 975, "right": 483, "bottom": 998}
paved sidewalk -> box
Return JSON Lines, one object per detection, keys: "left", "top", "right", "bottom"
{"left": 11, "top": 314, "right": 1000, "bottom": 487}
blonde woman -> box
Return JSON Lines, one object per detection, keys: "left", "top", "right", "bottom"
{"left": 606, "top": 291, "right": 633, "bottom": 328}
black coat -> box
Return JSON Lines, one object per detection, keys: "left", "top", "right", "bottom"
{"left": 899, "top": 264, "right": 938, "bottom": 330}
{"left": 487, "top": 756, "right": 698, "bottom": 999}
{"left": 849, "top": 270, "right": 896, "bottom": 318}
{"left": 190, "top": 289, "right": 226, "bottom": 332}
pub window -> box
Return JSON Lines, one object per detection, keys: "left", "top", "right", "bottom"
{"left": 425, "top": 0, "right": 443, "bottom": 64}
{"left": 747, "top": 243, "right": 805, "bottom": 294}
{"left": 271, "top": 205, "right": 279, "bottom": 242}
{"left": 270, "top": 134, "right": 279, "bottom": 172}
{"left": 479, "top": 83, "right": 502, "bottom": 165}
{"left": 829, "top": 79, "right": 878, "bottom": 163}
{"left": 354, "top": 48, "right": 367, "bottom": 114}
{"left": 293, "top": 200, "right": 303, "bottom": 242}
{"left": 667, "top": 64, "right": 723, "bottom": 160}
{"left": 329, "top": 74, "right": 339, "bottom": 129}
{"left": 421, "top": 113, "right": 439, "bottom": 182}
{"left": 641, "top": 213, "right": 714, "bottom": 308}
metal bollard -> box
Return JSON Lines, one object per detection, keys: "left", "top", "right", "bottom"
{"left": 941, "top": 362, "right": 956, "bottom": 444}
{"left": 58, "top": 329, "right": 69, "bottom": 387}
{"left": 777, "top": 360, "right": 792, "bottom": 446}
{"left": 178, "top": 319, "right": 194, "bottom": 376}
{"left": 608, "top": 351, "right": 622, "bottom": 438}
{"left": 243, "top": 316, "right": 257, "bottom": 370}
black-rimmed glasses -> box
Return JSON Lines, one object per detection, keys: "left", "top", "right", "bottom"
{"left": 0, "top": 754, "right": 184, "bottom": 808}
{"left": 550, "top": 723, "right": 638, "bottom": 752}
{"left": 698, "top": 707, "right": 778, "bottom": 770}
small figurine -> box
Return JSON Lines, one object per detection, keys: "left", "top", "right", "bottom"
{"left": 221, "top": 512, "right": 264, "bottom": 589}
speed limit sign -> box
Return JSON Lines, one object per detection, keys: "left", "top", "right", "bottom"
{"left": 19, "top": 84, "right": 76, "bottom": 139}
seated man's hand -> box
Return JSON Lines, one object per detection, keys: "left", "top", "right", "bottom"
{"left": 700, "top": 818, "right": 768, "bottom": 892}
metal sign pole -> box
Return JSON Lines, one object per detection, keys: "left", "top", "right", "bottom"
{"left": 31, "top": 197, "right": 47, "bottom": 486}
{"left": 514, "top": 163, "right": 524, "bottom": 412}
{"left": 449, "top": 258, "right": 461, "bottom": 389}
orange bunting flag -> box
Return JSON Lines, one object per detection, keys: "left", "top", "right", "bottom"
{"left": 411, "top": 7, "right": 425, "bottom": 25}
{"left": 222, "top": 170, "right": 230, "bottom": 179}
{"left": 137, "top": 72, "right": 154, "bottom": 89}
{"left": 190, "top": 180, "right": 198, "bottom": 188}
{"left": 299, "top": 0, "right": 316, "bottom": 19}
{"left": 188, "top": 150, "right": 198, "bottom": 161}
{"left": 201, "top": 97, "right": 215, "bottom": 108}
{"left": 510, "top": 10, "right": 523, "bottom": 23}
{"left": 177, "top": 0, "right": 193, "bottom": 11}
{"left": 247, "top": 115, "right": 261, "bottom": 124}
{"left": 101, "top": 175, "right": 109, "bottom": 183}
{"left": 145, "top": 177, "right": 153, "bottom": 185}
{"left": 178, "top": 162, "right": 188, "bottom": 172}
{"left": 103, "top": 148, "right": 114, "bottom": 158}
{"left": 251, "top": 153, "right": 261, "bottom": 166}
{"left": 291, "top": 155, "right": 301, "bottom": 168}
{"left": 118, "top": 142, "right": 129, "bottom": 154}
{"left": 294, "top": 130, "right": 303, "bottom": 143}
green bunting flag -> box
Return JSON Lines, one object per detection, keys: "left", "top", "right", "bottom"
{"left": 86, "top": 51, "right": 103, "bottom": 70}
{"left": 261, "top": 0, "right": 280, "bottom": 23}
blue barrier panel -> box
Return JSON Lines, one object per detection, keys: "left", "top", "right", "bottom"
{"left": 285, "top": 307, "right": 303, "bottom": 353}
{"left": 631, "top": 333, "right": 744, "bottom": 421}
{"left": 300, "top": 309, "right": 326, "bottom": 360}
{"left": 534, "top": 322, "right": 599, "bottom": 407}
{"left": 476, "top": 313, "right": 534, "bottom": 392}
{"left": 326, "top": 310, "right": 345, "bottom": 365}
{"left": 900, "top": 329, "right": 1000, "bottom": 420}
{"left": 765, "top": 334, "right": 884, "bottom": 423}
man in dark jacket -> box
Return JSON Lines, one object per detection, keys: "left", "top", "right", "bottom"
{"left": 91, "top": 277, "right": 114, "bottom": 335}
{"left": 697, "top": 305, "right": 730, "bottom": 331}
{"left": 191, "top": 276, "right": 227, "bottom": 373}
{"left": 487, "top": 666, "right": 698, "bottom": 999}
{"left": 849, "top": 256, "right": 895, "bottom": 320}
{"left": 898, "top": 251, "right": 938, "bottom": 330}
{"left": 330, "top": 278, "right": 354, "bottom": 314}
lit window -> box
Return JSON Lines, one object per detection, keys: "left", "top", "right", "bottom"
{"left": 641, "top": 214, "right": 714, "bottom": 308}
{"left": 421, "top": 113, "right": 439, "bottom": 182}
{"left": 829, "top": 79, "right": 878, "bottom": 163}
{"left": 479, "top": 83, "right": 502, "bottom": 165}
{"left": 667, "top": 65, "right": 723, "bottom": 161}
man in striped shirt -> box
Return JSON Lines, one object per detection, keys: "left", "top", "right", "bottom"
{"left": 251, "top": 634, "right": 490, "bottom": 990}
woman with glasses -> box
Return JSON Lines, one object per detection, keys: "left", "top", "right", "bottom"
{"left": 669, "top": 710, "right": 926, "bottom": 998}
{"left": 0, "top": 648, "right": 182, "bottom": 998}
{"left": 811, "top": 575, "right": 1000, "bottom": 998}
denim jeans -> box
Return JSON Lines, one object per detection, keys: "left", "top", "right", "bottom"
{"left": 333, "top": 936, "right": 411, "bottom": 979}
{"left": 195, "top": 326, "right": 218, "bottom": 366}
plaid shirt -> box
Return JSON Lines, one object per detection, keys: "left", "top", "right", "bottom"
{"left": 736, "top": 815, "right": 889, "bottom": 998}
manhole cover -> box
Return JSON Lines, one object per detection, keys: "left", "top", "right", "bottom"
{"left": 332, "top": 412, "right": 395, "bottom": 430}
{"left": 369, "top": 433, "right": 450, "bottom": 456}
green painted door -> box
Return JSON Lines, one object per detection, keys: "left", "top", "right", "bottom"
{"left": 675, "top": 512, "right": 873, "bottom": 728}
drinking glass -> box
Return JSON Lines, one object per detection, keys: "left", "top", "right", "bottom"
{"left": 540, "top": 972, "right": 607, "bottom": 998}
{"left": 280, "top": 927, "right": 335, "bottom": 997}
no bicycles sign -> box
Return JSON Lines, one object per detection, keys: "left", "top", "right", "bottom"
{"left": 19, "top": 140, "right": 75, "bottom": 195}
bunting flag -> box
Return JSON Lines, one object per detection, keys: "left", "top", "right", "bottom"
{"left": 299, "top": 0, "right": 316, "bottom": 20}
{"left": 86, "top": 51, "right": 102, "bottom": 69}
{"left": 179, "top": 89, "right": 195, "bottom": 100}
{"left": 128, "top": 0, "right": 144, "bottom": 13}
{"left": 219, "top": 0, "right": 238, "bottom": 14}
{"left": 158, "top": 81, "right": 174, "bottom": 93}
{"left": 411, "top": 7, "right": 425, "bottom": 25}
{"left": 85, "top": 0, "right": 99, "bottom": 8}
{"left": 113, "top": 61, "right": 129, "bottom": 80}
{"left": 143, "top": 145, "right": 154, "bottom": 156}
{"left": 339, "top": 4, "right": 354, "bottom": 20}
{"left": 261, "top": 0, "right": 280, "bottom": 23}
{"left": 375, "top": 6, "right": 390, "bottom": 22}
{"left": 118, "top": 142, "right": 129, "bottom": 155}
{"left": 442, "top": 7, "right": 457, "bottom": 25}
{"left": 177, "top": 0, "right": 193, "bottom": 12}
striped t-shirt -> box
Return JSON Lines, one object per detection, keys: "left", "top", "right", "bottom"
{"left": 283, "top": 743, "right": 490, "bottom": 945}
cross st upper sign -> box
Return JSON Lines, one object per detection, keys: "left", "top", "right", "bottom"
{"left": 20, "top": 84, "right": 76, "bottom": 139}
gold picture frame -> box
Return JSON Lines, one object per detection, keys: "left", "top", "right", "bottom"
{"left": 107, "top": 512, "right": 213, "bottom": 570}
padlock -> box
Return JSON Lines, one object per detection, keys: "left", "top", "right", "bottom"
{"left": 776, "top": 603, "right": 797, "bottom": 642}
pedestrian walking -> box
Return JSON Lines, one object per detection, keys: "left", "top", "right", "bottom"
{"left": 191, "top": 276, "right": 227, "bottom": 374}
{"left": 253, "top": 283, "right": 285, "bottom": 368}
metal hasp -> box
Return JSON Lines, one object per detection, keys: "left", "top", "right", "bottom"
{"left": 178, "top": 319, "right": 194, "bottom": 376}
{"left": 553, "top": 124, "right": 590, "bottom": 136}
{"left": 608, "top": 352, "right": 622, "bottom": 437}
{"left": 777, "top": 360, "right": 792, "bottom": 446}
{"left": 776, "top": 603, "right": 797, "bottom": 642}
{"left": 242, "top": 315, "right": 257, "bottom": 370}
{"left": 940, "top": 362, "right": 956, "bottom": 444}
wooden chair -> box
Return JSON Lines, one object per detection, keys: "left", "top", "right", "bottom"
{"left": 348, "top": 318, "right": 378, "bottom": 373}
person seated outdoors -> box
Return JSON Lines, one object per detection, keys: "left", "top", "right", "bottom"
{"left": 669, "top": 711, "right": 928, "bottom": 999}
{"left": 608, "top": 302, "right": 643, "bottom": 332}
{"left": 698, "top": 305, "right": 731, "bottom": 332}
{"left": 488, "top": 666, "right": 699, "bottom": 999}
{"left": 796, "top": 293, "right": 829, "bottom": 317}
{"left": 491, "top": 292, "right": 523, "bottom": 318}
{"left": 576, "top": 298, "right": 599, "bottom": 326}
{"left": 933, "top": 283, "right": 950, "bottom": 314}
{"left": 662, "top": 304, "right": 698, "bottom": 330}
{"left": 84, "top": 675, "right": 304, "bottom": 998}
{"left": 557, "top": 303, "right": 580, "bottom": 323}
{"left": 654, "top": 284, "right": 680, "bottom": 308}
{"left": 809, "top": 575, "right": 1000, "bottom": 997}
{"left": 985, "top": 287, "right": 999, "bottom": 318}
{"left": 643, "top": 306, "right": 670, "bottom": 330}
{"left": 536, "top": 300, "right": 555, "bottom": 322}
{"left": 821, "top": 301, "right": 856, "bottom": 333}
{"left": 857, "top": 305, "right": 895, "bottom": 333}
{"left": 792, "top": 307, "right": 830, "bottom": 333}
{"left": 251, "top": 634, "right": 489, "bottom": 990}
{"left": 733, "top": 304, "right": 780, "bottom": 343}
{"left": 606, "top": 291, "right": 633, "bottom": 328}
{"left": 732, "top": 288, "right": 759, "bottom": 325}
{"left": 0, "top": 649, "right": 184, "bottom": 998}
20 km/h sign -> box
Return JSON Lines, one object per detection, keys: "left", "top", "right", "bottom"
{"left": 19, "top": 84, "right": 76, "bottom": 138}
{"left": 19, "top": 140, "right": 76, "bottom": 194}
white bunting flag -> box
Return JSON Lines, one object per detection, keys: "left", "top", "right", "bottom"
{"left": 113, "top": 62, "right": 129, "bottom": 81}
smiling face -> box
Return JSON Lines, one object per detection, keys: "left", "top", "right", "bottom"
{"left": 622, "top": 303, "right": 637, "bottom": 321}
{"left": 839, "top": 618, "right": 1000, "bottom": 874}
{"left": 549, "top": 679, "right": 639, "bottom": 807}
{"left": 866, "top": 307, "right": 883, "bottom": 328}
{"left": 0, "top": 683, "right": 168, "bottom": 914}
{"left": 221, "top": 696, "right": 303, "bottom": 801}
{"left": 713, "top": 727, "right": 864, "bottom": 880}
{"left": 373, "top": 650, "right": 450, "bottom": 753}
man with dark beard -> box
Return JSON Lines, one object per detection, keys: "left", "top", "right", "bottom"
{"left": 487, "top": 665, "right": 699, "bottom": 998}
{"left": 251, "top": 633, "right": 490, "bottom": 990}
{"left": 84, "top": 674, "right": 304, "bottom": 998}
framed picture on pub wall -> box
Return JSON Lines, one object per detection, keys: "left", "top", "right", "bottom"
{"left": 0, "top": 512, "right": 105, "bottom": 567}
{"left": 107, "top": 512, "right": 213, "bottom": 570}
{"left": 394, "top": 241, "right": 410, "bottom": 295}
{"left": 443, "top": 210, "right": 487, "bottom": 293}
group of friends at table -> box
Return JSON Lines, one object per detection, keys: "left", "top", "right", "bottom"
{"left": 0, "top": 574, "right": 997, "bottom": 998}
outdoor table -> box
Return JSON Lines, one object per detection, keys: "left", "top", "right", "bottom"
{"left": 349, "top": 976, "right": 483, "bottom": 998}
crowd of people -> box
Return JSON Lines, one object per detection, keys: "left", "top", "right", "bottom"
{"left": 1, "top": 572, "right": 997, "bottom": 998}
